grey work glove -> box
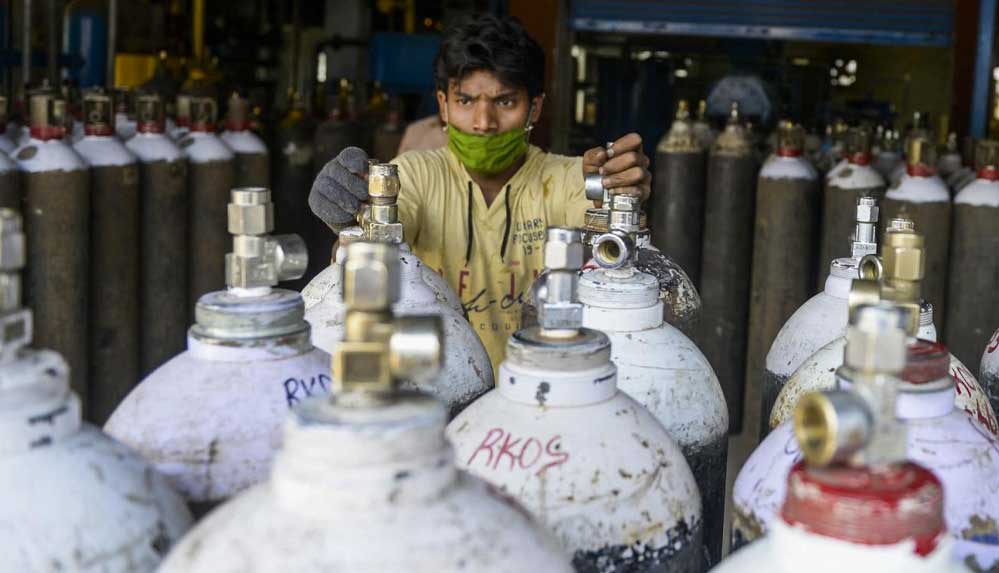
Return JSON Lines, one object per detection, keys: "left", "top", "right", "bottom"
{"left": 309, "top": 146, "right": 370, "bottom": 232}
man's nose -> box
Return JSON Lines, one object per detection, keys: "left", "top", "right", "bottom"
{"left": 472, "top": 101, "right": 498, "bottom": 133}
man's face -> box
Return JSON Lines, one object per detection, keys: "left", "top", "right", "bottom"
{"left": 437, "top": 69, "right": 543, "bottom": 135}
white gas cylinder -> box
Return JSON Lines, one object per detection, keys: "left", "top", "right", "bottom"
{"left": 734, "top": 341, "right": 999, "bottom": 571}
{"left": 0, "top": 209, "right": 193, "bottom": 570}
{"left": 106, "top": 188, "right": 329, "bottom": 513}
{"left": 579, "top": 265, "right": 727, "bottom": 563}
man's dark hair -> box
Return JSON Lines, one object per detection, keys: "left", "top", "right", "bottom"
{"left": 434, "top": 14, "right": 545, "bottom": 99}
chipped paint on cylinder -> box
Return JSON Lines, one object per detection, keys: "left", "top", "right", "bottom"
{"left": 105, "top": 330, "right": 331, "bottom": 512}
{"left": 762, "top": 259, "right": 856, "bottom": 438}
{"left": 818, "top": 162, "right": 885, "bottom": 288}
{"left": 181, "top": 132, "right": 235, "bottom": 309}
{"left": 73, "top": 135, "right": 141, "bottom": 423}
{"left": 722, "top": 508, "right": 969, "bottom": 572}
{"left": 946, "top": 178, "right": 999, "bottom": 386}
{"left": 303, "top": 248, "right": 492, "bottom": 417}
{"left": 733, "top": 366, "right": 999, "bottom": 571}
{"left": 221, "top": 129, "right": 269, "bottom": 189}
{"left": 0, "top": 347, "right": 192, "bottom": 570}
{"left": 580, "top": 266, "right": 726, "bottom": 565}
{"left": 0, "top": 150, "right": 19, "bottom": 208}
{"left": 651, "top": 148, "right": 707, "bottom": 286}
{"left": 747, "top": 153, "right": 820, "bottom": 447}
{"left": 126, "top": 133, "right": 190, "bottom": 375}
{"left": 14, "top": 139, "right": 91, "bottom": 413}
{"left": 447, "top": 329, "right": 704, "bottom": 573}
{"left": 770, "top": 336, "right": 998, "bottom": 434}
{"left": 983, "top": 330, "right": 999, "bottom": 427}
{"left": 159, "top": 393, "right": 573, "bottom": 572}
{"left": 635, "top": 247, "right": 702, "bottom": 337}
{"left": 699, "top": 145, "right": 757, "bottom": 433}
{"left": 883, "top": 174, "right": 952, "bottom": 332}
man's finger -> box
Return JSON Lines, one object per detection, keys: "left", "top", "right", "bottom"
{"left": 324, "top": 181, "right": 362, "bottom": 214}
{"left": 582, "top": 146, "right": 608, "bottom": 172}
{"left": 602, "top": 165, "right": 648, "bottom": 188}
{"left": 327, "top": 166, "right": 370, "bottom": 200}
{"left": 337, "top": 146, "right": 370, "bottom": 175}
{"left": 601, "top": 151, "right": 649, "bottom": 175}
{"left": 610, "top": 133, "right": 643, "bottom": 154}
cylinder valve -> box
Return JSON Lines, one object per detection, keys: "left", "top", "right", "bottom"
{"left": 585, "top": 170, "right": 641, "bottom": 270}
{"left": 851, "top": 196, "right": 879, "bottom": 259}
{"left": 535, "top": 227, "right": 584, "bottom": 336}
{"left": 852, "top": 217, "right": 923, "bottom": 334}
{"left": 226, "top": 188, "right": 308, "bottom": 291}
{"left": 365, "top": 163, "right": 404, "bottom": 244}
{"left": 794, "top": 302, "right": 909, "bottom": 467}
{"left": 335, "top": 241, "right": 443, "bottom": 396}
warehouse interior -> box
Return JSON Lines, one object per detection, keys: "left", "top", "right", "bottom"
{"left": 1, "top": 0, "right": 998, "bottom": 571}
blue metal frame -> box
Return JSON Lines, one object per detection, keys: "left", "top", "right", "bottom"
{"left": 971, "top": 0, "right": 997, "bottom": 138}
{"left": 571, "top": 0, "right": 953, "bottom": 47}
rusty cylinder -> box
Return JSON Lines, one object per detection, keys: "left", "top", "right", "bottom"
{"left": 182, "top": 97, "right": 235, "bottom": 312}
{"left": 221, "top": 93, "right": 269, "bottom": 189}
{"left": 72, "top": 89, "right": 141, "bottom": 424}
{"left": 14, "top": 91, "right": 91, "bottom": 411}
{"left": 652, "top": 100, "right": 707, "bottom": 286}
{"left": 697, "top": 103, "right": 758, "bottom": 433}
{"left": 946, "top": 140, "right": 999, "bottom": 386}
{"left": 127, "top": 93, "right": 190, "bottom": 375}
{"left": 746, "top": 122, "right": 819, "bottom": 436}
{"left": 818, "top": 127, "right": 886, "bottom": 287}
{"left": 882, "top": 136, "right": 951, "bottom": 333}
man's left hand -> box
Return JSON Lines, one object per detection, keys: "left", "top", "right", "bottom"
{"left": 582, "top": 133, "right": 652, "bottom": 203}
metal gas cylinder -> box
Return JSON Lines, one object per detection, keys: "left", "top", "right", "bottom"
{"left": 883, "top": 135, "right": 952, "bottom": 332}
{"left": 448, "top": 227, "right": 704, "bottom": 572}
{"left": 71, "top": 89, "right": 141, "bottom": 423}
{"left": 180, "top": 96, "right": 236, "bottom": 308}
{"left": 303, "top": 164, "right": 491, "bottom": 417}
{"left": 127, "top": 93, "right": 190, "bottom": 375}
{"left": 746, "top": 121, "right": 819, "bottom": 432}
{"left": 946, "top": 140, "right": 999, "bottom": 387}
{"left": 13, "top": 90, "right": 91, "bottom": 413}
{"left": 761, "top": 196, "right": 879, "bottom": 438}
{"left": 734, "top": 334, "right": 999, "bottom": 570}
{"left": 769, "top": 222, "right": 997, "bottom": 432}
{"left": 0, "top": 209, "right": 193, "bottom": 569}
{"left": 0, "top": 96, "right": 14, "bottom": 154}
{"left": 984, "top": 330, "right": 999, "bottom": 409}
{"left": 105, "top": 188, "right": 327, "bottom": 515}
{"left": 873, "top": 127, "right": 903, "bottom": 179}
{"left": 159, "top": 241, "right": 572, "bottom": 573}
{"left": 170, "top": 94, "right": 192, "bottom": 140}
{"left": 274, "top": 93, "right": 318, "bottom": 287}
{"left": 582, "top": 190, "right": 727, "bottom": 564}
{"left": 725, "top": 304, "right": 973, "bottom": 573}
{"left": 651, "top": 99, "right": 707, "bottom": 285}
{"left": 698, "top": 101, "right": 758, "bottom": 432}
{"left": 818, "top": 127, "right": 886, "bottom": 288}
{"left": 938, "top": 132, "right": 963, "bottom": 180}
{"left": 221, "top": 93, "right": 269, "bottom": 189}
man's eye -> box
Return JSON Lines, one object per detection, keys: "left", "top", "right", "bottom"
{"left": 457, "top": 98, "right": 472, "bottom": 105}
{"left": 497, "top": 99, "right": 514, "bottom": 107}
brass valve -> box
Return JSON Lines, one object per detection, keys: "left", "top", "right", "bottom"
{"left": 189, "top": 96, "right": 217, "bottom": 131}
{"left": 845, "top": 126, "right": 872, "bottom": 157}
{"left": 334, "top": 241, "right": 442, "bottom": 396}
{"left": 28, "top": 91, "right": 56, "bottom": 131}
{"left": 176, "top": 94, "right": 192, "bottom": 125}
{"left": 82, "top": 89, "right": 114, "bottom": 132}
{"left": 776, "top": 120, "right": 805, "bottom": 153}
{"left": 226, "top": 92, "right": 249, "bottom": 127}
{"left": 905, "top": 135, "right": 937, "bottom": 168}
{"left": 0, "top": 209, "right": 30, "bottom": 360}
{"left": 974, "top": 139, "right": 999, "bottom": 170}
{"left": 535, "top": 227, "right": 584, "bottom": 335}
{"left": 851, "top": 217, "right": 924, "bottom": 335}
{"left": 794, "top": 302, "right": 909, "bottom": 468}
{"left": 136, "top": 93, "right": 165, "bottom": 127}
{"left": 226, "top": 188, "right": 308, "bottom": 290}
{"left": 713, "top": 102, "right": 752, "bottom": 155}
{"left": 365, "top": 163, "right": 404, "bottom": 244}
{"left": 660, "top": 100, "right": 699, "bottom": 153}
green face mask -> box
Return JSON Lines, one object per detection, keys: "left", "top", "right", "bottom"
{"left": 447, "top": 123, "right": 529, "bottom": 175}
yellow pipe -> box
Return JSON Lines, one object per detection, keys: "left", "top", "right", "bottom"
{"left": 193, "top": 0, "right": 205, "bottom": 63}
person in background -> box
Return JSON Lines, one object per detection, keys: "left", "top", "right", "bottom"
{"left": 309, "top": 13, "right": 651, "bottom": 375}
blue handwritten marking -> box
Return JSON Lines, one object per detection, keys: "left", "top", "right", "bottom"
{"left": 283, "top": 373, "right": 332, "bottom": 407}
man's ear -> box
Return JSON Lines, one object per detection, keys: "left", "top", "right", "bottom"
{"left": 436, "top": 90, "right": 448, "bottom": 125}
{"left": 529, "top": 93, "right": 545, "bottom": 124}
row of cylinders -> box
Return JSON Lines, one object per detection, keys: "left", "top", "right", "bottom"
{"left": 0, "top": 133, "right": 997, "bottom": 572}
{"left": 651, "top": 101, "right": 999, "bottom": 436}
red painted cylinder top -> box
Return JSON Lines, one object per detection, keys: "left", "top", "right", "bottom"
{"left": 903, "top": 340, "right": 950, "bottom": 385}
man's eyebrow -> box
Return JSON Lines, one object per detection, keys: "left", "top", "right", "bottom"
{"left": 453, "top": 90, "right": 520, "bottom": 101}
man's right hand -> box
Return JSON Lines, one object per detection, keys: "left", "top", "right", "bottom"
{"left": 309, "top": 146, "right": 370, "bottom": 232}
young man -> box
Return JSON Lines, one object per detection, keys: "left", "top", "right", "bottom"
{"left": 309, "top": 14, "right": 652, "bottom": 374}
